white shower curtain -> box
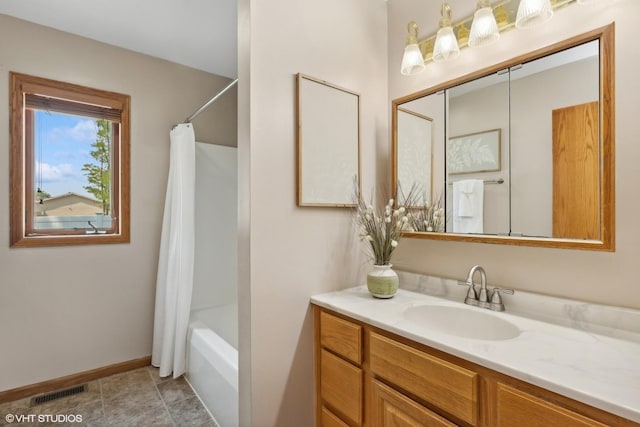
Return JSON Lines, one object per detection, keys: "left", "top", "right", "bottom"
{"left": 152, "top": 123, "right": 196, "bottom": 378}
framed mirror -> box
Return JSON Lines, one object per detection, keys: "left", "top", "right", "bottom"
{"left": 392, "top": 24, "right": 614, "bottom": 250}
{"left": 296, "top": 73, "right": 360, "bottom": 207}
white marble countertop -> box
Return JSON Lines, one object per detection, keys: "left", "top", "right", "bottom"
{"left": 311, "top": 282, "right": 640, "bottom": 423}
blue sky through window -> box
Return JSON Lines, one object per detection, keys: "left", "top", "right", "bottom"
{"left": 34, "top": 110, "right": 99, "bottom": 199}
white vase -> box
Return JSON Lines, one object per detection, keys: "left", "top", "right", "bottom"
{"left": 366, "top": 264, "right": 399, "bottom": 299}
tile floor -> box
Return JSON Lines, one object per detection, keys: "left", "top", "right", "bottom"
{"left": 0, "top": 367, "right": 217, "bottom": 427}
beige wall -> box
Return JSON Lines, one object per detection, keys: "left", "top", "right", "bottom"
{"left": 388, "top": 0, "right": 640, "bottom": 309}
{"left": 238, "top": 0, "right": 388, "bottom": 424}
{"left": 0, "top": 15, "right": 235, "bottom": 392}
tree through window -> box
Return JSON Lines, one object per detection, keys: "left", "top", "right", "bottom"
{"left": 82, "top": 119, "right": 113, "bottom": 216}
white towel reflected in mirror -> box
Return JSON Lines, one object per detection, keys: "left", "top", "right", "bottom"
{"left": 453, "top": 179, "right": 484, "bottom": 233}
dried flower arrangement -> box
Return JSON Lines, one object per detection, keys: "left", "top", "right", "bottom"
{"left": 354, "top": 188, "right": 419, "bottom": 265}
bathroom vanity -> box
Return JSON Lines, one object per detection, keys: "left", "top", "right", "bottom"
{"left": 311, "top": 277, "right": 640, "bottom": 426}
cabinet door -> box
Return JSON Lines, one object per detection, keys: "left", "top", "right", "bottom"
{"left": 496, "top": 383, "right": 607, "bottom": 427}
{"left": 321, "top": 349, "right": 363, "bottom": 425}
{"left": 370, "top": 379, "right": 458, "bottom": 427}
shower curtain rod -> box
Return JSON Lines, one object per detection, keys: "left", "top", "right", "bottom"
{"left": 182, "top": 78, "right": 238, "bottom": 124}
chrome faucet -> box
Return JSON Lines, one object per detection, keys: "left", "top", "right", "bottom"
{"left": 458, "top": 265, "right": 514, "bottom": 311}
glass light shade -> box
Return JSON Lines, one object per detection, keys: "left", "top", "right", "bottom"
{"left": 433, "top": 27, "right": 460, "bottom": 62}
{"left": 515, "top": 0, "right": 553, "bottom": 29}
{"left": 401, "top": 44, "right": 426, "bottom": 75}
{"left": 469, "top": 6, "right": 500, "bottom": 47}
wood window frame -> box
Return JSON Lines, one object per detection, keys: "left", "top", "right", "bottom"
{"left": 9, "top": 72, "right": 131, "bottom": 247}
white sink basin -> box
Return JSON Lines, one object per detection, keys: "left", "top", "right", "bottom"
{"left": 403, "top": 305, "right": 521, "bottom": 341}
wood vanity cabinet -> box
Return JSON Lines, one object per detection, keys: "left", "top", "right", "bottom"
{"left": 313, "top": 306, "right": 639, "bottom": 427}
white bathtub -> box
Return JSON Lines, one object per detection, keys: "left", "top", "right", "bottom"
{"left": 187, "top": 304, "right": 238, "bottom": 427}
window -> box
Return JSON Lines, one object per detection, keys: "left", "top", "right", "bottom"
{"left": 10, "top": 72, "right": 130, "bottom": 247}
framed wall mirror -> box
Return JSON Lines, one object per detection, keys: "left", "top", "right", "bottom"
{"left": 391, "top": 24, "right": 614, "bottom": 250}
{"left": 296, "top": 73, "right": 360, "bottom": 207}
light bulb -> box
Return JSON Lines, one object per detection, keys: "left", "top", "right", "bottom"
{"left": 515, "top": 0, "right": 553, "bottom": 29}
{"left": 433, "top": 3, "right": 460, "bottom": 62}
{"left": 400, "top": 21, "right": 425, "bottom": 75}
{"left": 401, "top": 44, "right": 425, "bottom": 75}
{"left": 469, "top": 0, "right": 500, "bottom": 48}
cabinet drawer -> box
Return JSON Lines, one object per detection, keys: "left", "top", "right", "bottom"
{"left": 321, "top": 349, "right": 363, "bottom": 426}
{"left": 496, "top": 383, "right": 607, "bottom": 427}
{"left": 321, "top": 310, "right": 362, "bottom": 364}
{"left": 321, "top": 406, "right": 350, "bottom": 427}
{"left": 369, "top": 332, "right": 478, "bottom": 425}
{"left": 371, "top": 379, "right": 458, "bottom": 427}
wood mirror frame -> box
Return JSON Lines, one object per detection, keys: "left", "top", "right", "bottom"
{"left": 391, "top": 23, "right": 614, "bottom": 251}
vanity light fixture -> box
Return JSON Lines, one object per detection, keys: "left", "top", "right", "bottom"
{"left": 433, "top": 3, "right": 460, "bottom": 62}
{"left": 469, "top": 0, "right": 500, "bottom": 48}
{"left": 515, "top": 0, "right": 554, "bottom": 29}
{"left": 401, "top": 21, "right": 426, "bottom": 76}
{"left": 400, "top": 0, "right": 580, "bottom": 75}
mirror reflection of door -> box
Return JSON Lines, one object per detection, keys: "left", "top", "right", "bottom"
{"left": 552, "top": 101, "right": 599, "bottom": 239}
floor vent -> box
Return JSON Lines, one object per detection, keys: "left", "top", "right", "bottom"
{"left": 30, "top": 384, "right": 88, "bottom": 407}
